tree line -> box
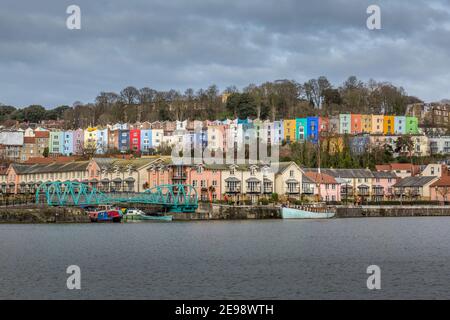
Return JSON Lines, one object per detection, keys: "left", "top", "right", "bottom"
{"left": 0, "top": 76, "right": 421, "bottom": 129}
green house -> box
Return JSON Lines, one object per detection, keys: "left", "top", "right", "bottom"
{"left": 405, "top": 117, "right": 419, "bottom": 134}
{"left": 295, "top": 118, "right": 307, "bottom": 141}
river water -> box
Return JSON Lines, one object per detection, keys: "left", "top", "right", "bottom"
{"left": 1, "top": 218, "right": 450, "bottom": 299}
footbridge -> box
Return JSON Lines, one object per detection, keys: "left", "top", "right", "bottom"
{"left": 35, "top": 181, "right": 198, "bottom": 213}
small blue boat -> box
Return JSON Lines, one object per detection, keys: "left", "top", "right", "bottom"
{"left": 281, "top": 207, "right": 335, "bottom": 219}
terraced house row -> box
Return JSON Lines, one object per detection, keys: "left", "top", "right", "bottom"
{"left": 5, "top": 156, "right": 450, "bottom": 203}
{"left": 0, "top": 114, "right": 420, "bottom": 162}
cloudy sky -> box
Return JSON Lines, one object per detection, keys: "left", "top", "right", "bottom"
{"left": 1, "top": 0, "right": 450, "bottom": 108}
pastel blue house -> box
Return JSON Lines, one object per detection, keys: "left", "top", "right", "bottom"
{"left": 307, "top": 117, "right": 319, "bottom": 144}
{"left": 273, "top": 121, "right": 284, "bottom": 145}
{"left": 194, "top": 129, "right": 207, "bottom": 149}
{"left": 62, "top": 131, "right": 74, "bottom": 155}
{"left": 96, "top": 128, "right": 108, "bottom": 154}
{"left": 140, "top": 129, "right": 152, "bottom": 154}
{"left": 394, "top": 116, "right": 406, "bottom": 135}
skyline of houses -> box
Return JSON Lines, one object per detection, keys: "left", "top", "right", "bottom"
{"left": 0, "top": 113, "right": 435, "bottom": 164}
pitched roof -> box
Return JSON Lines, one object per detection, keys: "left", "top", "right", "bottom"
{"left": 10, "top": 161, "right": 89, "bottom": 175}
{"left": 34, "top": 131, "right": 49, "bottom": 138}
{"left": 304, "top": 172, "right": 338, "bottom": 184}
{"left": 25, "top": 156, "right": 80, "bottom": 164}
{"left": 24, "top": 137, "right": 36, "bottom": 144}
{"left": 93, "top": 157, "right": 160, "bottom": 170}
{"left": 376, "top": 163, "right": 420, "bottom": 175}
{"left": 430, "top": 175, "right": 450, "bottom": 188}
{"left": 372, "top": 171, "right": 398, "bottom": 179}
{"left": 304, "top": 168, "right": 373, "bottom": 178}
{"left": 393, "top": 176, "right": 437, "bottom": 187}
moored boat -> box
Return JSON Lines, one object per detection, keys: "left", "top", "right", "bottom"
{"left": 281, "top": 206, "right": 335, "bottom": 219}
{"left": 87, "top": 205, "right": 123, "bottom": 223}
{"left": 124, "top": 209, "right": 173, "bottom": 222}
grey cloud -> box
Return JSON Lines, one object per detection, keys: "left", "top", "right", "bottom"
{"left": 0, "top": 0, "right": 450, "bottom": 107}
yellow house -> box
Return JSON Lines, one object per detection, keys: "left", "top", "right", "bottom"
{"left": 383, "top": 116, "right": 395, "bottom": 135}
{"left": 371, "top": 115, "right": 384, "bottom": 134}
{"left": 84, "top": 127, "right": 98, "bottom": 150}
{"left": 283, "top": 120, "right": 296, "bottom": 143}
{"left": 361, "top": 115, "right": 372, "bottom": 133}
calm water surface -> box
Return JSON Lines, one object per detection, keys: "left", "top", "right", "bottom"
{"left": 1, "top": 218, "right": 450, "bottom": 299}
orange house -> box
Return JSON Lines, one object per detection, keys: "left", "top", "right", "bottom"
{"left": 383, "top": 116, "right": 395, "bottom": 135}
{"left": 351, "top": 114, "right": 362, "bottom": 134}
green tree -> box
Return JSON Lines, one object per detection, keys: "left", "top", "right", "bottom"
{"left": 395, "top": 135, "right": 414, "bottom": 162}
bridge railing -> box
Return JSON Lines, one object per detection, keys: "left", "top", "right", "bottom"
{"left": 35, "top": 182, "right": 198, "bottom": 211}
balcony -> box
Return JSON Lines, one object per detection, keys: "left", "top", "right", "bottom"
{"left": 302, "top": 187, "right": 314, "bottom": 195}
{"left": 225, "top": 186, "right": 241, "bottom": 193}
{"left": 246, "top": 186, "right": 261, "bottom": 194}
{"left": 358, "top": 190, "right": 370, "bottom": 196}
{"left": 172, "top": 172, "right": 187, "bottom": 180}
{"left": 372, "top": 187, "right": 385, "bottom": 196}
{"left": 263, "top": 187, "right": 273, "bottom": 194}
{"left": 286, "top": 187, "right": 300, "bottom": 194}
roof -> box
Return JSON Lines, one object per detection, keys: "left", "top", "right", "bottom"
{"left": 301, "top": 176, "right": 314, "bottom": 184}
{"left": 25, "top": 156, "right": 80, "bottom": 164}
{"left": 430, "top": 175, "right": 450, "bottom": 188}
{"left": 304, "top": 172, "right": 338, "bottom": 184}
{"left": 34, "top": 131, "right": 49, "bottom": 138}
{"left": 93, "top": 157, "right": 160, "bottom": 170}
{"left": 376, "top": 163, "right": 420, "bottom": 175}
{"left": 273, "top": 162, "right": 300, "bottom": 174}
{"left": 304, "top": 168, "right": 373, "bottom": 179}
{"left": 24, "top": 137, "right": 35, "bottom": 144}
{"left": 372, "top": 171, "right": 398, "bottom": 179}
{"left": 393, "top": 176, "right": 437, "bottom": 188}
{"left": 9, "top": 161, "right": 89, "bottom": 175}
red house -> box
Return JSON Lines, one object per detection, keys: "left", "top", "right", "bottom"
{"left": 129, "top": 129, "right": 141, "bottom": 153}
{"left": 319, "top": 117, "right": 329, "bottom": 134}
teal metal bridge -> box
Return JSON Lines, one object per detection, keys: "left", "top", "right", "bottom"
{"left": 35, "top": 181, "right": 198, "bottom": 213}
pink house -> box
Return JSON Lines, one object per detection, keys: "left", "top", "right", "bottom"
{"left": 73, "top": 129, "right": 84, "bottom": 155}
{"left": 186, "top": 164, "right": 222, "bottom": 201}
{"left": 372, "top": 171, "right": 398, "bottom": 201}
{"left": 304, "top": 172, "right": 341, "bottom": 202}
{"left": 147, "top": 163, "right": 222, "bottom": 202}
{"left": 430, "top": 175, "right": 450, "bottom": 202}
{"left": 147, "top": 164, "right": 171, "bottom": 187}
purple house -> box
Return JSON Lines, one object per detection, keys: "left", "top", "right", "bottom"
{"left": 73, "top": 128, "right": 84, "bottom": 155}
